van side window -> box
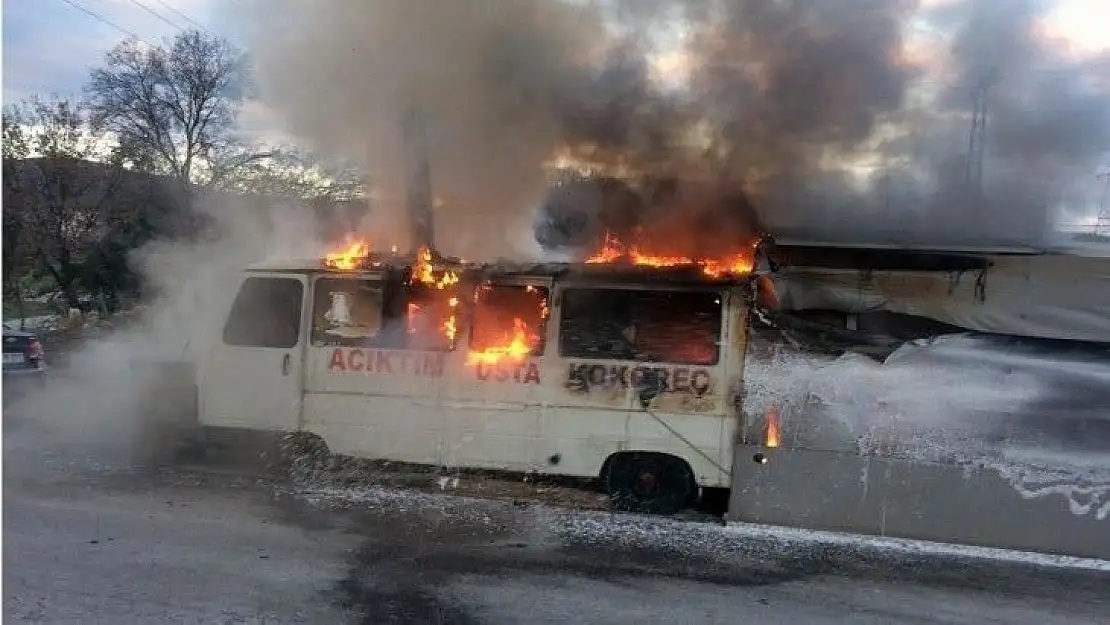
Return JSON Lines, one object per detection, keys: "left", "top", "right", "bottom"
{"left": 311, "top": 278, "right": 456, "bottom": 351}
{"left": 404, "top": 283, "right": 458, "bottom": 352}
{"left": 558, "top": 288, "right": 722, "bottom": 365}
{"left": 222, "top": 277, "right": 304, "bottom": 348}
{"left": 312, "top": 278, "right": 387, "bottom": 347}
{"left": 469, "top": 284, "right": 549, "bottom": 356}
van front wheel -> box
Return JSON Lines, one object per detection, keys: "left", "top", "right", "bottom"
{"left": 605, "top": 452, "right": 693, "bottom": 516}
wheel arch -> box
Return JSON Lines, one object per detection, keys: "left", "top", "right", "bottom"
{"left": 601, "top": 450, "right": 700, "bottom": 506}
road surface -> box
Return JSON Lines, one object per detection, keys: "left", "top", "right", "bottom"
{"left": 4, "top": 383, "right": 1110, "bottom": 624}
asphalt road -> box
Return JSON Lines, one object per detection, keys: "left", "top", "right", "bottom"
{"left": 4, "top": 379, "right": 1110, "bottom": 624}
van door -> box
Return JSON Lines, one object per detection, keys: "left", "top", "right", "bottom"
{"left": 439, "top": 280, "right": 551, "bottom": 472}
{"left": 302, "top": 275, "right": 450, "bottom": 464}
{"left": 549, "top": 285, "right": 730, "bottom": 485}
{"left": 199, "top": 273, "right": 308, "bottom": 431}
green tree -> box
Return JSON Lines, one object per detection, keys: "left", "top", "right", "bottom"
{"left": 3, "top": 108, "right": 33, "bottom": 322}
{"left": 2, "top": 96, "right": 120, "bottom": 311}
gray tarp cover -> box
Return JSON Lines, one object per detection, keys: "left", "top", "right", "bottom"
{"left": 771, "top": 253, "right": 1110, "bottom": 343}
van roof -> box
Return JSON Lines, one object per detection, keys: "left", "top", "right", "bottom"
{"left": 245, "top": 256, "right": 753, "bottom": 286}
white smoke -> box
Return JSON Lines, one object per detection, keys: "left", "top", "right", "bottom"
{"left": 4, "top": 192, "right": 330, "bottom": 472}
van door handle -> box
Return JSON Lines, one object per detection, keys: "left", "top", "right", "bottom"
{"left": 281, "top": 353, "right": 291, "bottom": 376}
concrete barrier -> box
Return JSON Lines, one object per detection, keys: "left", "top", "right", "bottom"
{"left": 727, "top": 444, "right": 1110, "bottom": 560}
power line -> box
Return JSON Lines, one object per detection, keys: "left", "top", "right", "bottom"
{"left": 148, "top": 0, "right": 217, "bottom": 36}
{"left": 54, "top": 0, "right": 159, "bottom": 48}
{"left": 126, "top": 0, "right": 185, "bottom": 32}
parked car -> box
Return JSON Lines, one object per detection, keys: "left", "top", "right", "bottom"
{"left": 2, "top": 323, "right": 47, "bottom": 379}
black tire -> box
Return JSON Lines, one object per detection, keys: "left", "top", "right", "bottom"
{"left": 598, "top": 456, "right": 615, "bottom": 492}
{"left": 605, "top": 453, "right": 694, "bottom": 516}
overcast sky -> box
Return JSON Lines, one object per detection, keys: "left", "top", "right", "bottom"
{"left": 6, "top": 0, "right": 1109, "bottom": 101}
{"left": 3, "top": 1, "right": 230, "bottom": 101}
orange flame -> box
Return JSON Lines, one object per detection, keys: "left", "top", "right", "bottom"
{"left": 467, "top": 317, "right": 535, "bottom": 365}
{"left": 413, "top": 246, "right": 460, "bottom": 289}
{"left": 405, "top": 248, "right": 461, "bottom": 345}
{"left": 701, "top": 255, "right": 755, "bottom": 277}
{"left": 324, "top": 239, "right": 371, "bottom": 270}
{"left": 585, "top": 231, "right": 753, "bottom": 277}
{"left": 406, "top": 298, "right": 458, "bottom": 345}
{"left": 764, "top": 406, "right": 781, "bottom": 449}
{"left": 586, "top": 231, "right": 625, "bottom": 263}
{"left": 524, "top": 285, "right": 551, "bottom": 319}
{"left": 443, "top": 296, "right": 459, "bottom": 342}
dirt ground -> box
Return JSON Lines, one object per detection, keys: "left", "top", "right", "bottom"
{"left": 297, "top": 455, "right": 615, "bottom": 512}
{"left": 185, "top": 428, "right": 733, "bottom": 522}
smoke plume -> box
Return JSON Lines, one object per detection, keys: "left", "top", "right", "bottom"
{"left": 3, "top": 192, "right": 329, "bottom": 473}
{"left": 239, "top": 0, "right": 1110, "bottom": 258}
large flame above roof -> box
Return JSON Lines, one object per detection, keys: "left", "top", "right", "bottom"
{"left": 585, "top": 230, "right": 755, "bottom": 277}
{"left": 324, "top": 239, "right": 372, "bottom": 270}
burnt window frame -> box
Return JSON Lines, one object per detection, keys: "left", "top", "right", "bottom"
{"left": 403, "top": 280, "right": 460, "bottom": 353}
{"left": 222, "top": 276, "right": 305, "bottom": 349}
{"left": 310, "top": 275, "right": 457, "bottom": 352}
{"left": 467, "top": 281, "right": 551, "bottom": 357}
{"left": 556, "top": 286, "right": 724, "bottom": 366}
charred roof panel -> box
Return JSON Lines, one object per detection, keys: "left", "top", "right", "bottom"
{"left": 770, "top": 244, "right": 991, "bottom": 272}
{"left": 247, "top": 257, "right": 752, "bottom": 286}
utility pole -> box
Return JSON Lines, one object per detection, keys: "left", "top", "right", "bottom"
{"left": 965, "top": 69, "right": 996, "bottom": 195}
{"left": 402, "top": 107, "right": 435, "bottom": 255}
{"left": 1097, "top": 169, "right": 1110, "bottom": 236}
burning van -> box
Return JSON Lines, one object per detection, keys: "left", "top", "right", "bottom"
{"left": 196, "top": 241, "right": 761, "bottom": 514}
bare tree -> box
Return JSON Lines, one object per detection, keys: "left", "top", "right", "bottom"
{"left": 85, "top": 30, "right": 244, "bottom": 203}
{"left": 213, "top": 149, "right": 366, "bottom": 202}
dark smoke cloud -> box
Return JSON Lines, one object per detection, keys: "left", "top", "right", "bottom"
{"left": 238, "top": 0, "right": 606, "bottom": 258}
{"left": 238, "top": 0, "right": 1110, "bottom": 259}
{"left": 676, "top": 0, "right": 917, "bottom": 240}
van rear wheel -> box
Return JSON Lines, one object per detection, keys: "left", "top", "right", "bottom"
{"left": 605, "top": 453, "right": 693, "bottom": 516}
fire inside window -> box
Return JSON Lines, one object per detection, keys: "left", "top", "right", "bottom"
{"left": 468, "top": 284, "right": 550, "bottom": 361}
{"left": 406, "top": 283, "right": 457, "bottom": 351}
{"left": 311, "top": 278, "right": 456, "bottom": 352}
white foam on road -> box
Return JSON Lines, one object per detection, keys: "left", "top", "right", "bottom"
{"left": 722, "top": 521, "right": 1110, "bottom": 571}
{"left": 291, "top": 478, "right": 1110, "bottom": 572}
{"left": 987, "top": 446, "right": 1110, "bottom": 521}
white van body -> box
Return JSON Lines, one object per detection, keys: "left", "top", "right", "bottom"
{"left": 197, "top": 259, "right": 753, "bottom": 507}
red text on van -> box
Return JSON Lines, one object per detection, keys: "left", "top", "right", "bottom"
{"left": 328, "top": 348, "right": 445, "bottom": 377}
{"left": 474, "top": 359, "right": 541, "bottom": 384}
